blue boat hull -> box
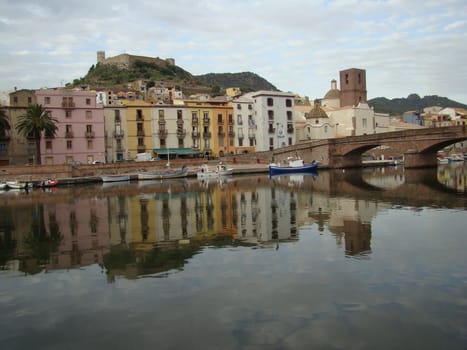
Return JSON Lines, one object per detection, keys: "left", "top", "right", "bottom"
{"left": 268, "top": 163, "right": 319, "bottom": 176}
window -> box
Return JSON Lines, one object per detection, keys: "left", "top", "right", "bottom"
{"left": 85, "top": 111, "right": 92, "bottom": 119}
{"left": 286, "top": 99, "right": 292, "bottom": 107}
{"left": 177, "top": 110, "right": 182, "bottom": 119}
{"left": 138, "top": 138, "right": 144, "bottom": 146}
{"left": 192, "top": 111, "right": 198, "bottom": 122}
{"left": 87, "top": 140, "right": 93, "bottom": 149}
{"left": 137, "top": 109, "right": 143, "bottom": 120}
{"left": 363, "top": 118, "right": 367, "bottom": 128}
{"left": 268, "top": 110, "right": 274, "bottom": 120}
{"left": 345, "top": 74, "right": 349, "bottom": 84}
{"left": 237, "top": 115, "right": 242, "bottom": 124}
{"left": 86, "top": 98, "right": 91, "bottom": 105}
{"left": 44, "top": 97, "right": 50, "bottom": 104}
{"left": 66, "top": 110, "right": 72, "bottom": 118}
{"left": 13, "top": 96, "right": 18, "bottom": 104}
{"left": 46, "top": 140, "right": 52, "bottom": 150}
{"left": 218, "top": 114, "right": 223, "bottom": 123}
{"left": 237, "top": 104, "right": 241, "bottom": 110}
{"left": 27, "top": 97, "right": 32, "bottom": 104}
{"left": 287, "top": 111, "right": 292, "bottom": 120}
{"left": 114, "top": 110, "right": 120, "bottom": 122}
{"left": 159, "top": 110, "right": 164, "bottom": 118}
{"left": 66, "top": 125, "right": 72, "bottom": 133}
{"left": 86, "top": 125, "right": 93, "bottom": 133}
{"left": 0, "top": 143, "right": 6, "bottom": 154}
{"left": 228, "top": 114, "right": 233, "bottom": 124}
{"left": 267, "top": 98, "right": 273, "bottom": 106}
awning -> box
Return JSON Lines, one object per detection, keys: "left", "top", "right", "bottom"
{"left": 153, "top": 148, "right": 200, "bottom": 156}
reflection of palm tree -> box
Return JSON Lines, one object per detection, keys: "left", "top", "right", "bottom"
{"left": 22, "top": 204, "right": 63, "bottom": 274}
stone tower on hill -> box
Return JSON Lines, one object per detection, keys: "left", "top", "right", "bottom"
{"left": 96, "top": 51, "right": 175, "bottom": 69}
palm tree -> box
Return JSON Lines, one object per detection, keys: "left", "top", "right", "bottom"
{"left": 0, "top": 107, "right": 10, "bottom": 135}
{"left": 16, "top": 104, "right": 58, "bottom": 165}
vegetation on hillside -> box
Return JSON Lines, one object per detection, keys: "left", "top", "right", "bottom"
{"left": 195, "top": 72, "right": 279, "bottom": 93}
{"left": 71, "top": 61, "right": 196, "bottom": 87}
{"left": 368, "top": 94, "right": 467, "bottom": 115}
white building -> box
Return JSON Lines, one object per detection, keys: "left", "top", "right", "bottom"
{"left": 243, "top": 91, "right": 296, "bottom": 151}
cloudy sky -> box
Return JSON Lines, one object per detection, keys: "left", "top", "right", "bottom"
{"left": 0, "top": 0, "right": 466, "bottom": 103}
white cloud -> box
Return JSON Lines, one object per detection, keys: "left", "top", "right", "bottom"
{"left": 0, "top": 0, "right": 466, "bottom": 103}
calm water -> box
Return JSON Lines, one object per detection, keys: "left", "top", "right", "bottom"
{"left": 0, "top": 164, "right": 466, "bottom": 350}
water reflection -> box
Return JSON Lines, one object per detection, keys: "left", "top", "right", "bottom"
{"left": 0, "top": 164, "right": 465, "bottom": 279}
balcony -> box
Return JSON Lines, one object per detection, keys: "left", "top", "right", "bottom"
{"left": 192, "top": 131, "right": 200, "bottom": 138}
{"left": 287, "top": 126, "right": 294, "bottom": 133}
{"left": 218, "top": 131, "right": 225, "bottom": 136}
{"left": 203, "top": 132, "right": 211, "bottom": 139}
{"left": 113, "top": 130, "right": 124, "bottom": 138}
{"left": 177, "top": 129, "right": 186, "bottom": 139}
{"left": 268, "top": 127, "right": 275, "bottom": 134}
{"left": 203, "top": 118, "right": 210, "bottom": 126}
{"left": 176, "top": 119, "right": 184, "bottom": 126}
{"left": 65, "top": 131, "right": 74, "bottom": 138}
{"left": 192, "top": 118, "right": 198, "bottom": 125}
{"left": 238, "top": 133, "right": 244, "bottom": 139}
{"left": 228, "top": 131, "right": 235, "bottom": 137}
{"left": 137, "top": 130, "right": 145, "bottom": 137}
{"left": 159, "top": 129, "right": 168, "bottom": 138}
{"left": 85, "top": 131, "right": 95, "bottom": 138}
{"left": 61, "top": 101, "right": 75, "bottom": 108}
{"left": 137, "top": 145, "right": 146, "bottom": 153}
{"left": 158, "top": 119, "right": 166, "bottom": 125}
{"left": 116, "top": 144, "right": 124, "bottom": 152}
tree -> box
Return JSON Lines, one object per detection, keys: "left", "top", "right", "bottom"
{"left": 16, "top": 104, "right": 58, "bottom": 165}
{"left": 0, "top": 107, "right": 10, "bottom": 135}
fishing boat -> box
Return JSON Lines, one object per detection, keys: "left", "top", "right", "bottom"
{"left": 137, "top": 166, "right": 189, "bottom": 180}
{"left": 197, "top": 163, "right": 234, "bottom": 178}
{"left": 100, "top": 174, "right": 131, "bottom": 183}
{"left": 36, "top": 178, "right": 59, "bottom": 188}
{"left": 269, "top": 157, "right": 319, "bottom": 176}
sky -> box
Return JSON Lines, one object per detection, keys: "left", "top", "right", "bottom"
{"left": 0, "top": 0, "right": 466, "bottom": 103}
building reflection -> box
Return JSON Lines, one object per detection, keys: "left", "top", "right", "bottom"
{"left": 1, "top": 164, "right": 464, "bottom": 278}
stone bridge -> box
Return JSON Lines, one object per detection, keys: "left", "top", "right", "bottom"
{"left": 271, "top": 125, "right": 467, "bottom": 168}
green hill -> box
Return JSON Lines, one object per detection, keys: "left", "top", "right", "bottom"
{"left": 70, "top": 61, "right": 278, "bottom": 94}
{"left": 368, "top": 94, "right": 467, "bottom": 115}
{"left": 194, "top": 72, "right": 279, "bottom": 93}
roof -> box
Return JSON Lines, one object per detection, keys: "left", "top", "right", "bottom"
{"left": 323, "top": 88, "right": 340, "bottom": 100}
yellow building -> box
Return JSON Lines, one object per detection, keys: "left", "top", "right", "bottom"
{"left": 119, "top": 100, "right": 153, "bottom": 158}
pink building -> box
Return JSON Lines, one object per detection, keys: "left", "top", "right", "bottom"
{"left": 35, "top": 88, "right": 105, "bottom": 164}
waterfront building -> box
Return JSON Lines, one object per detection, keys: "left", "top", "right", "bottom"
{"left": 35, "top": 88, "right": 105, "bottom": 164}
{"left": 121, "top": 100, "right": 153, "bottom": 158}
{"left": 104, "top": 104, "right": 128, "bottom": 162}
{"left": 231, "top": 96, "right": 256, "bottom": 154}
{"left": 2, "top": 89, "right": 37, "bottom": 165}
{"left": 243, "top": 91, "right": 295, "bottom": 151}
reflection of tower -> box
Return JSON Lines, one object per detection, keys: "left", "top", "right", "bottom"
{"left": 339, "top": 68, "right": 367, "bottom": 107}
{"left": 344, "top": 220, "right": 371, "bottom": 256}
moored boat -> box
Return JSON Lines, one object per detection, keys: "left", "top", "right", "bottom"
{"left": 197, "top": 163, "right": 234, "bottom": 178}
{"left": 36, "top": 178, "right": 59, "bottom": 188}
{"left": 0, "top": 182, "right": 7, "bottom": 190}
{"left": 269, "top": 157, "right": 319, "bottom": 176}
{"left": 100, "top": 174, "right": 130, "bottom": 183}
{"left": 137, "top": 166, "right": 189, "bottom": 181}
{"left": 5, "top": 180, "right": 32, "bottom": 189}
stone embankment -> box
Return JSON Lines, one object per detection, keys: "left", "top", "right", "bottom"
{"left": 0, "top": 157, "right": 269, "bottom": 185}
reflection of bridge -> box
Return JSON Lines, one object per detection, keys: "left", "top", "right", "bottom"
{"left": 272, "top": 126, "right": 467, "bottom": 168}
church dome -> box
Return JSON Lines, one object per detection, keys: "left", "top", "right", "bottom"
{"left": 323, "top": 79, "right": 340, "bottom": 100}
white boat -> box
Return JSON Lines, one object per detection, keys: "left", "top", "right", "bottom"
{"left": 0, "top": 182, "right": 8, "bottom": 190}
{"left": 5, "top": 180, "right": 32, "bottom": 189}
{"left": 197, "top": 163, "right": 234, "bottom": 178}
{"left": 137, "top": 166, "right": 189, "bottom": 180}
{"left": 437, "top": 157, "right": 449, "bottom": 164}
{"left": 100, "top": 174, "right": 130, "bottom": 183}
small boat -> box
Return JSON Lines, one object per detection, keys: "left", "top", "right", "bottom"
{"left": 137, "top": 166, "right": 189, "bottom": 181}
{"left": 269, "top": 157, "right": 319, "bottom": 176}
{"left": 100, "top": 174, "right": 130, "bottom": 183}
{"left": 36, "top": 178, "right": 59, "bottom": 188}
{"left": 437, "top": 157, "right": 449, "bottom": 164}
{"left": 197, "top": 163, "right": 234, "bottom": 178}
{"left": 5, "top": 180, "right": 32, "bottom": 189}
{"left": 0, "top": 182, "right": 8, "bottom": 190}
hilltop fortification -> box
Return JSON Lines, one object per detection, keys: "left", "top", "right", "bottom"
{"left": 96, "top": 51, "right": 175, "bottom": 69}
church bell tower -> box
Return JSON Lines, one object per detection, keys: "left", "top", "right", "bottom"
{"left": 339, "top": 68, "right": 367, "bottom": 107}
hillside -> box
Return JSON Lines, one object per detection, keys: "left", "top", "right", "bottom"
{"left": 194, "top": 72, "right": 279, "bottom": 93}
{"left": 368, "top": 94, "right": 467, "bottom": 115}
{"left": 70, "top": 61, "right": 278, "bottom": 95}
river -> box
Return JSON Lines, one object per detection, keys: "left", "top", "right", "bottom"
{"left": 0, "top": 164, "right": 466, "bottom": 349}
